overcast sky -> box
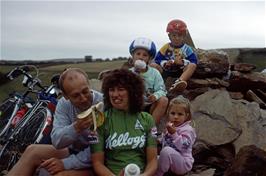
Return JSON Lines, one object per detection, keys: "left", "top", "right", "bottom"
{"left": 1, "top": 0, "right": 265, "bottom": 60}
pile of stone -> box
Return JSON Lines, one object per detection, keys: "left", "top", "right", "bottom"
{"left": 166, "top": 48, "right": 266, "bottom": 109}
{"left": 171, "top": 49, "right": 266, "bottom": 176}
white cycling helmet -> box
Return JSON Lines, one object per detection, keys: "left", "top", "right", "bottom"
{"left": 129, "top": 37, "right": 157, "bottom": 58}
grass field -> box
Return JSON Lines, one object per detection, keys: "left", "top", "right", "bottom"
{"left": 0, "top": 60, "right": 125, "bottom": 102}
{"left": 1, "top": 48, "right": 265, "bottom": 102}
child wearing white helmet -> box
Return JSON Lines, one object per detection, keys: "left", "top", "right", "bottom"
{"left": 151, "top": 19, "right": 198, "bottom": 94}
{"left": 129, "top": 37, "right": 168, "bottom": 125}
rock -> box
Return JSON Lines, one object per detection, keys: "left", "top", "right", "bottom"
{"left": 231, "top": 63, "right": 256, "bottom": 72}
{"left": 188, "top": 78, "right": 229, "bottom": 89}
{"left": 246, "top": 89, "right": 266, "bottom": 109}
{"left": 187, "top": 168, "right": 216, "bottom": 176}
{"left": 231, "top": 100, "right": 266, "bottom": 152}
{"left": 183, "top": 87, "right": 210, "bottom": 101}
{"left": 224, "top": 145, "right": 266, "bottom": 176}
{"left": 191, "top": 90, "right": 241, "bottom": 145}
{"left": 219, "top": 48, "right": 240, "bottom": 64}
{"left": 192, "top": 140, "right": 235, "bottom": 174}
{"left": 191, "top": 89, "right": 266, "bottom": 152}
{"left": 228, "top": 91, "right": 244, "bottom": 100}
{"left": 190, "top": 92, "right": 266, "bottom": 175}
{"left": 193, "top": 49, "right": 230, "bottom": 79}
{"left": 165, "top": 77, "right": 176, "bottom": 92}
{"left": 255, "top": 89, "right": 266, "bottom": 103}
{"left": 228, "top": 71, "right": 266, "bottom": 92}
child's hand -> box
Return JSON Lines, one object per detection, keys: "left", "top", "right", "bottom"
{"left": 147, "top": 94, "right": 156, "bottom": 103}
{"left": 166, "top": 122, "right": 176, "bottom": 134}
{"left": 163, "top": 60, "right": 174, "bottom": 69}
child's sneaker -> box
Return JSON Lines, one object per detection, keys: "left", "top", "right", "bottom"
{"left": 169, "top": 79, "right": 187, "bottom": 94}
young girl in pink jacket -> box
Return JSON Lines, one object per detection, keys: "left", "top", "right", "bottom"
{"left": 156, "top": 95, "right": 196, "bottom": 176}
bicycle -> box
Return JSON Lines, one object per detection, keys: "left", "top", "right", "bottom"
{"left": 0, "top": 65, "right": 39, "bottom": 141}
{"left": 0, "top": 65, "right": 61, "bottom": 172}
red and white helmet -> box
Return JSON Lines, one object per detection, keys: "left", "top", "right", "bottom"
{"left": 166, "top": 19, "right": 187, "bottom": 35}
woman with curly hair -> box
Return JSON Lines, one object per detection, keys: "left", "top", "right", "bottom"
{"left": 91, "top": 69, "right": 158, "bottom": 176}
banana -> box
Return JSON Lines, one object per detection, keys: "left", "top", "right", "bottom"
{"left": 77, "top": 102, "right": 104, "bottom": 131}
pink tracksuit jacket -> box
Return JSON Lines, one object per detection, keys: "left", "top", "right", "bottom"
{"left": 156, "top": 121, "right": 196, "bottom": 175}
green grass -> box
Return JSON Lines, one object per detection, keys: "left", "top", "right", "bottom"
{"left": 0, "top": 60, "right": 125, "bottom": 102}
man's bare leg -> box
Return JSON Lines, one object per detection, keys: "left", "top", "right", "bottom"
{"left": 54, "top": 169, "right": 95, "bottom": 176}
{"left": 8, "top": 144, "right": 69, "bottom": 176}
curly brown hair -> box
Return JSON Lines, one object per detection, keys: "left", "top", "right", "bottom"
{"left": 102, "top": 69, "right": 145, "bottom": 114}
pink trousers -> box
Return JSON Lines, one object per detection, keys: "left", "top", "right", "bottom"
{"left": 156, "top": 146, "right": 192, "bottom": 176}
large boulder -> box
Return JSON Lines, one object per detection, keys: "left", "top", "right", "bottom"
{"left": 191, "top": 89, "right": 266, "bottom": 152}
{"left": 191, "top": 90, "right": 240, "bottom": 145}
{"left": 231, "top": 100, "right": 266, "bottom": 152}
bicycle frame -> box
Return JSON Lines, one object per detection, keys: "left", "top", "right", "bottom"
{"left": 0, "top": 94, "right": 56, "bottom": 152}
{"left": 6, "top": 82, "right": 59, "bottom": 141}
{"left": 0, "top": 93, "right": 32, "bottom": 138}
{"left": 8, "top": 100, "right": 51, "bottom": 142}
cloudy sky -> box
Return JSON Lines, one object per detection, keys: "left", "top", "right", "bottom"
{"left": 1, "top": 0, "right": 265, "bottom": 60}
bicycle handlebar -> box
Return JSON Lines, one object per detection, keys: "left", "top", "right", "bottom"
{"left": 7, "top": 65, "right": 61, "bottom": 99}
{"left": 7, "top": 66, "right": 30, "bottom": 80}
{"left": 7, "top": 65, "right": 45, "bottom": 91}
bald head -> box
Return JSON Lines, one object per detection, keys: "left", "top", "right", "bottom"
{"left": 59, "top": 68, "right": 89, "bottom": 94}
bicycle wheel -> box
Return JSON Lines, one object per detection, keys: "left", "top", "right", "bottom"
{"left": 15, "top": 105, "right": 53, "bottom": 146}
{"left": 0, "top": 138, "right": 21, "bottom": 172}
{"left": 0, "top": 105, "right": 53, "bottom": 171}
{"left": 0, "top": 97, "right": 16, "bottom": 134}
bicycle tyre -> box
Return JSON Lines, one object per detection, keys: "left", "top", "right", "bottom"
{"left": 0, "top": 139, "right": 20, "bottom": 172}
{"left": 15, "top": 105, "right": 53, "bottom": 146}
{"left": 0, "top": 105, "right": 53, "bottom": 171}
{"left": 0, "top": 97, "right": 16, "bottom": 134}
